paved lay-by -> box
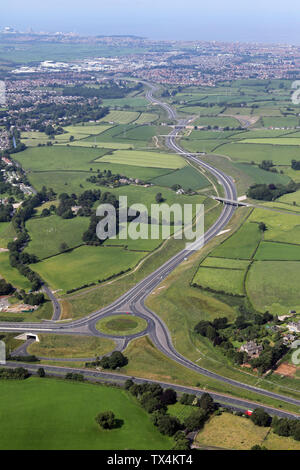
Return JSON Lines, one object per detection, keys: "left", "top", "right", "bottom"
{"left": 1, "top": 84, "right": 300, "bottom": 417}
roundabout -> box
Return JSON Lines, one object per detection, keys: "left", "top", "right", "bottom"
{"left": 96, "top": 314, "right": 148, "bottom": 337}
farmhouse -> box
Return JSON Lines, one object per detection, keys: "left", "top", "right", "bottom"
{"left": 240, "top": 341, "right": 263, "bottom": 358}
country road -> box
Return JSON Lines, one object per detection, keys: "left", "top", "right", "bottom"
{"left": 1, "top": 83, "right": 300, "bottom": 417}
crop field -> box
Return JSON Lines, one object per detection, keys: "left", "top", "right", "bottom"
{"left": 246, "top": 260, "right": 300, "bottom": 313}
{"left": 254, "top": 241, "right": 300, "bottom": 261}
{"left": 28, "top": 170, "right": 102, "bottom": 195}
{"left": 96, "top": 314, "right": 148, "bottom": 336}
{"left": 63, "top": 124, "right": 112, "bottom": 135}
{"left": 15, "top": 146, "right": 109, "bottom": 172}
{"left": 213, "top": 142, "right": 300, "bottom": 164}
{"left": 211, "top": 222, "right": 261, "bottom": 259}
{"left": 193, "top": 116, "right": 240, "bottom": 128}
{"left": 0, "top": 252, "right": 32, "bottom": 290}
{"left": 221, "top": 106, "right": 254, "bottom": 115}
{"left": 195, "top": 413, "right": 300, "bottom": 450}
{"left": 181, "top": 138, "right": 227, "bottom": 153}
{"left": 69, "top": 140, "right": 134, "bottom": 150}
{"left": 193, "top": 265, "right": 246, "bottom": 295}
{"left": 233, "top": 163, "right": 290, "bottom": 185}
{"left": 99, "top": 110, "right": 139, "bottom": 124}
{"left": 104, "top": 223, "right": 165, "bottom": 252}
{"left": 31, "top": 245, "right": 147, "bottom": 292}
{"left": 241, "top": 138, "right": 300, "bottom": 146}
{"left": 25, "top": 215, "right": 90, "bottom": 259}
{"left": 106, "top": 184, "right": 206, "bottom": 215}
{"left": 119, "top": 124, "right": 158, "bottom": 141}
{"left": 201, "top": 257, "right": 250, "bottom": 269}
{"left": 189, "top": 130, "right": 243, "bottom": 140}
{"left": 21, "top": 131, "right": 70, "bottom": 147}
{"left": 248, "top": 208, "right": 300, "bottom": 244}
{"left": 278, "top": 189, "right": 300, "bottom": 205}
{"left": 134, "top": 112, "right": 158, "bottom": 124}
{"left": 0, "top": 378, "right": 171, "bottom": 450}
{"left": 150, "top": 165, "right": 210, "bottom": 190}
{"left": 231, "top": 129, "right": 298, "bottom": 139}
{"left": 28, "top": 165, "right": 172, "bottom": 194}
{"left": 261, "top": 116, "right": 300, "bottom": 128}
{"left": 27, "top": 334, "right": 115, "bottom": 358}
{"left": 99, "top": 149, "right": 187, "bottom": 169}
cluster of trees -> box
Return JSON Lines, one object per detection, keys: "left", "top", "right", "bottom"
{"left": 259, "top": 160, "right": 277, "bottom": 172}
{"left": 251, "top": 342, "right": 288, "bottom": 374}
{"left": 82, "top": 191, "right": 119, "bottom": 244}
{"left": 7, "top": 188, "right": 56, "bottom": 291}
{"left": 9, "top": 354, "right": 39, "bottom": 362}
{"left": 86, "top": 351, "right": 128, "bottom": 370}
{"left": 15, "top": 289, "right": 45, "bottom": 306}
{"left": 0, "top": 367, "right": 29, "bottom": 379}
{"left": 63, "top": 81, "right": 142, "bottom": 100}
{"left": 291, "top": 160, "right": 300, "bottom": 170}
{"left": 65, "top": 372, "right": 85, "bottom": 381}
{"left": 194, "top": 311, "right": 285, "bottom": 369}
{"left": 0, "top": 279, "right": 15, "bottom": 295}
{"left": 56, "top": 189, "right": 118, "bottom": 224}
{"left": 271, "top": 415, "right": 300, "bottom": 441}
{"left": 0, "top": 203, "right": 13, "bottom": 222}
{"left": 250, "top": 408, "right": 300, "bottom": 442}
{"left": 95, "top": 411, "right": 121, "bottom": 430}
{"left": 247, "top": 181, "right": 298, "bottom": 201}
{"left": 124, "top": 380, "right": 216, "bottom": 448}
{"left": 86, "top": 169, "right": 122, "bottom": 187}
{"left": 20, "top": 102, "right": 109, "bottom": 126}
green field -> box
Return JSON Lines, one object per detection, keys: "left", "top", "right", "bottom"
{"left": 150, "top": 165, "right": 210, "bottom": 190}
{"left": 31, "top": 246, "right": 147, "bottom": 292}
{"left": 193, "top": 266, "right": 246, "bottom": 295}
{"left": 0, "top": 252, "right": 32, "bottom": 290}
{"left": 254, "top": 241, "right": 300, "bottom": 261}
{"left": 135, "top": 113, "right": 158, "bottom": 124}
{"left": 233, "top": 163, "right": 290, "bottom": 186}
{"left": 28, "top": 165, "right": 170, "bottom": 194}
{"left": 193, "top": 116, "right": 240, "bottom": 128}
{"left": 214, "top": 142, "right": 300, "bottom": 165}
{"left": 28, "top": 334, "right": 115, "bottom": 358}
{"left": 211, "top": 222, "right": 261, "bottom": 259}
{"left": 104, "top": 223, "right": 165, "bottom": 252}
{"left": 262, "top": 116, "right": 300, "bottom": 128}
{"left": 248, "top": 208, "right": 300, "bottom": 244}
{"left": 0, "top": 222, "right": 16, "bottom": 249}
{"left": 201, "top": 257, "right": 250, "bottom": 269}
{"left": 99, "top": 110, "right": 139, "bottom": 124}
{"left": 103, "top": 184, "right": 205, "bottom": 218}
{"left": 16, "top": 146, "right": 109, "bottom": 172}
{"left": 181, "top": 138, "right": 227, "bottom": 154}
{"left": 99, "top": 149, "right": 186, "bottom": 169}
{"left": 26, "top": 215, "right": 90, "bottom": 259}
{"left": 241, "top": 138, "right": 300, "bottom": 146}
{"left": 246, "top": 260, "right": 300, "bottom": 313}
{"left": 96, "top": 314, "right": 148, "bottom": 336}
{"left": 0, "top": 378, "right": 172, "bottom": 450}
{"left": 69, "top": 140, "right": 134, "bottom": 150}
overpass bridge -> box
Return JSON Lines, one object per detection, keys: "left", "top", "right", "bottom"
{"left": 211, "top": 196, "right": 250, "bottom": 207}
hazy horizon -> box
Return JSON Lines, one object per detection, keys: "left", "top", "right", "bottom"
{"left": 2, "top": 0, "right": 300, "bottom": 45}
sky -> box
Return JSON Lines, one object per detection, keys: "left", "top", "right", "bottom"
{"left": 1, "top": 0, "right": 300, "bottom": 45}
